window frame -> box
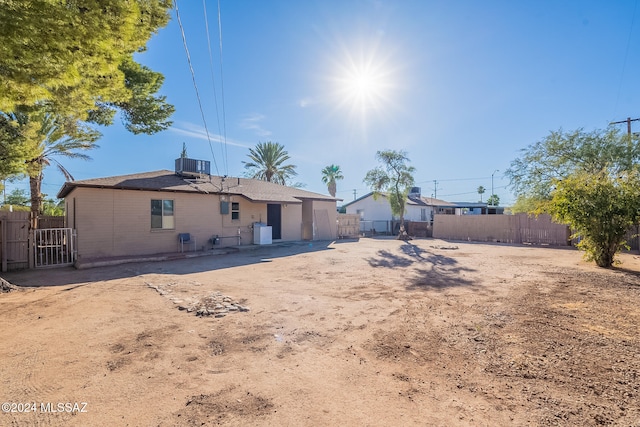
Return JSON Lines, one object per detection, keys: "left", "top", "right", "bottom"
{"left": 231, "top": 202, "right": 240, "bottom": 220}
{"left": 151, "top": 199, "right": 175, "bottom": 230}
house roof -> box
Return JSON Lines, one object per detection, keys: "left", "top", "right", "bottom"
{"left": 450, "top": 202, "right": 488, "bottom": 208}
{"left": 57, "top": 170, "right": 340, "bottom": 203}
{"left": 407, "top": 195, "right": 457, "bottom": 207}
{"left": 341, "top": 191, "right": 383, "bottom": 208}
{"left": 342, "top": 191, "right": 456, "bottom": 208}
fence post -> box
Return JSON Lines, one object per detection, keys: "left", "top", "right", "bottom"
{"left": 28, "top": 229, "right": 34, "bottom": 269}
{"left": 516, "top": 214, "right": 523, "bottom": 244}
{"left": 1, "top": 220, "right": 6, "bottom": 273}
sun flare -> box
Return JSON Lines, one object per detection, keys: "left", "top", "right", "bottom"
{"left": 328, "top": 41, "right": 397, "bottom": 120}
{"left": 337, "top": 64, "right": 390, "bottom": 112}
{"left": 320, "top": 34, "right": 404, "bottom": 139}
{"left": 346, "top": 69, "right": 380, "bottom": 102}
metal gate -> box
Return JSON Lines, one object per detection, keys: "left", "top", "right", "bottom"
{"left": 34, "top": 228, "right": 77, "bottom": 268}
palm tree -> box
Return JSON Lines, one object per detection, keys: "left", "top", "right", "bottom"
{"left": 243, "top": 141, "right": 297, "bottom": 185}
{"left": 321, "top": 164, "right": 344, "bottom": 197}
{"left": 23, "top": 111, "right": 100, "bottom": 227}
{"left": 477, "top": 185, "right": 486, "bottom": 202}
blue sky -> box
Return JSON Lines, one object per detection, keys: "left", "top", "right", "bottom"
{"left": 12, "top": 0, "right": 640, "bottom": 205}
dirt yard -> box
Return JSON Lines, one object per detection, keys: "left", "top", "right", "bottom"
{"left": 1, "top": 237, "right": 639, "bottom": 426}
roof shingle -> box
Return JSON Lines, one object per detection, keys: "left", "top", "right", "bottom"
{"left": 57, "top": 170, "right": 339, "bottom": 203}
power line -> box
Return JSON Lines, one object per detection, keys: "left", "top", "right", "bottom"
{"left": 610, "top": 116, "right": 640, "bottom": 135}
{"left": 217, "top": 0, "right": 229, "bottom": 175}
{"left": 415, "top": 176, "right": 492, "bottom": 184}
{"left": 175, "top": 0, "right": 220, "bottom": 176}
{"left": 613, "top": 0, "right": 638, "bottom": 116}
{"left": 202, "top": 0, "right": 226, "bottom": 175}
{"left": 440, "top": 185, "right": 509, "bottom": 198}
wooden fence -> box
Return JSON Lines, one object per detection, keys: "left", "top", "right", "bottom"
{"left": 38, "top": 215, "right": 66, "bottom": 229}
{"left": 433, "top": 213, "right": 571, "bottom": 246}
{"left": 406, "top": 221, "right": 433, "bottom": 238}
{"left": 0, "top": 211, "right": 31, "bottom": 271}
{"left": 623, "top": 225, "right": 639, "bottom": 251}
{"left": 0, "top": 213, "right": 67, "bottom": 271}
{"left": 337, "top": 214, "right": 360, "bottom": 238}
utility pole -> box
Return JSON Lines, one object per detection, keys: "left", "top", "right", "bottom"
{"left": 353, "top": 189, "right": 357, "bottom": 201}
{"left": 433, "top": 180, "right": 438, "bottom": 199}
{"left": 610, "top": 117, "right": 640, "bottom": 135}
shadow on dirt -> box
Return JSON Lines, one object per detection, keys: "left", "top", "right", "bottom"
{"left": 595, "top": 265, "right": 640, "bottom": 289}
{"left": 1, "top": 240, "right": 336, "bottom": 288}
{"left": 367, "top": 242, "right": 477, "bottom": 290}
{"left": 367, "top": 249, "right": 414, "bottom": 268}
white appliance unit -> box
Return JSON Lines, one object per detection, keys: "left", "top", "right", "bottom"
{"left": 253, "top": 223, "right": 272, "bottom": 245}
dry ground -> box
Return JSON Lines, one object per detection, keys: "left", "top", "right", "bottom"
{"left": 1, "top": 238, "right": 639, "bottom": 426}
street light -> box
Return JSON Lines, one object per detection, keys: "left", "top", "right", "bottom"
{"left": 491, "top": 169, "right": 499, "bottom": 206}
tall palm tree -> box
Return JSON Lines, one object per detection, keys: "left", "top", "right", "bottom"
{"left": 477, "top": 185, "right": 486, "bottom": 202}
{"left": 321, "top": 164, "right": 344, "bottom": 197}
{"left": 23, "top": 111, "right": 100, "bottom": 227}
{"left": 243, "top": 141, "right": 297, "bottom": 185}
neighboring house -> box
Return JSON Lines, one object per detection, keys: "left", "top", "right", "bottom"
{"left": 343, "top": 192, "right": 393, "bottom": 222}
{"left": 343, "top": 188, "right": 457, "bottom": 223}
{"left": 57, "top": 159, "right": 338, "bottom": 261}
{"left": 451, "top": 202, "right": 505, "bottom": 215}
{"left": 343, "top": 187, "right": 502, "bottom": 225}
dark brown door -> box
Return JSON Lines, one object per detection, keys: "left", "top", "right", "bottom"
{"left": 267, "top": 204, "right": 282, "bottom": 239}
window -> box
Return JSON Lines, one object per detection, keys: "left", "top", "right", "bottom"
{"left": 151, "top": 199, "right": 174, "bottom": 229}
{"left": 231, "top": 202, "right": 240, "bottom": 220}
{"left": 357, "top": 209, "right": 365, "bottom": 219}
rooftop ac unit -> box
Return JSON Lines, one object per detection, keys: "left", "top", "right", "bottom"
{"left": 175, "top": 158, "right": 211, "bottom": 177}
{"left": 409, "top": 187, "right": 421, "bottom": 197}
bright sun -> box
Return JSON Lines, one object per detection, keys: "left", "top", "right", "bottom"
{"left": 329, "top": 41, "right": 397, "bottom": 120}
{"left": 348, "top": 70, "right": 379, "bottom": 101}
{"left": 321, "top": 34, "right": 403, "bottom": 137}
{"left": 338, "top": 65, "right": 389, "bottom": 112}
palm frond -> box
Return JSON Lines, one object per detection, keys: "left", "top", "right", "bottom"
{"left": 52, "top": 159, "right": 75, "bottom": 181}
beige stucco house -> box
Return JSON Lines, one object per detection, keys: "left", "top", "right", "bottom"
{"left": 57, "top": 168, "right": 338, "bottom": 261}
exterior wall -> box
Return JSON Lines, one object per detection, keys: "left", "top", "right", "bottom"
{"left": 218, "top": 194, "right": 267, "bottom": 246}
{"left": 68, "top": 187, "right": 307, "bottom": 260}
{"left": 280, "top": 203, "right": 303, "bottom": 241}
{"left": 346, "top": 196, "right": 433, "bottom": 222}
{"left": 345, "top": 196, "right": 392, "bottom": 221}
{"left": 301, "top": 200, "right": 313, "bottom": 240}
{"left": 312, "top": 199, "right": 338, "bottom": 240}
{"left": 404, "top": 205, "right": 434, "bottom": 221}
